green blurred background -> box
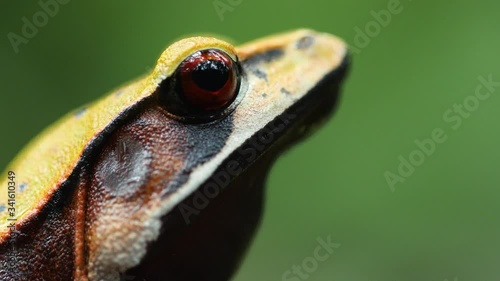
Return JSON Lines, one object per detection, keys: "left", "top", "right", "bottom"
{"left": 1, "top": 1, "right": 500, "bottom": 280}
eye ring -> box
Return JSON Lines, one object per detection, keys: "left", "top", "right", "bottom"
{"left": 157, "top": 49, "right": 244, "bottom": 123}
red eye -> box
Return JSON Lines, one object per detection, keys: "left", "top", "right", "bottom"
{"left": 178, "top": 49, "right": 238, "bottom": 110}
{"left": 157, "top": 48, "right": 242, "bottom": 123}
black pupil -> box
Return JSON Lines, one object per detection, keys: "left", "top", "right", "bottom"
{"left": 192, "top": 60, "right": 229, "bottom": 92}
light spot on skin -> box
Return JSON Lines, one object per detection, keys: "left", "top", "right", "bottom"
{"left": 115, "top": 89, "right": 125, "bottom": 96}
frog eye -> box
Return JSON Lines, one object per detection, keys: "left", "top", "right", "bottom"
{"left": 179, "top": 49, "right": 238, "bottom": 110}
{"left": 158, "top": 49, "right": 242, "bottom": 122}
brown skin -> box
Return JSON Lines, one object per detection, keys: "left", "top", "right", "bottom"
{"left": 0, "top": 176, "right": 81, "bottom": 281}
{"left": 85, "top": 103, "right": 236, "bottom": 280}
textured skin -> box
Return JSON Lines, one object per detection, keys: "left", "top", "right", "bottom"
{"left": 0, "top": 38, "right": 236, "bottom": 239}
{"left": 0, "top": 174, "right": 85, "bottom": 280}
{"left": 88, "top": 107, "right": 237, "bottom": 280}
{"left": 85, "top": 106, "right": 235, "bottom": 280}
{"left": 0, "top": 29, "right": 348, "bottom": 280}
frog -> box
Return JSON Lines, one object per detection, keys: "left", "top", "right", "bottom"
{"left": 0, "top": 29, "right": 349, "bottom": 281}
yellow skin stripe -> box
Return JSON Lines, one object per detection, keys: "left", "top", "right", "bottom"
{"left": 0, "top": 37, "right": 236, "bottom": 238}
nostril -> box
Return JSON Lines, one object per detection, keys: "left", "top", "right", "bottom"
{"left": 296, "top": 35, "right": 315, "bottom": 50}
